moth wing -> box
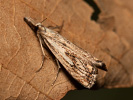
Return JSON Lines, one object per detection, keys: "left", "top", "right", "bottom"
{"left": 41, "top": 29, "right": 98, "bottom": 88}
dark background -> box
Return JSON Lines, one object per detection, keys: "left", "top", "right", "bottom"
{"left": 62, "top": 88, "right": 133, "bottom": 100}
{"left": 62, "top": 0, "right": 133, "bottom": 100}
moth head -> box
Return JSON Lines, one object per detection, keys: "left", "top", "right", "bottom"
{"left": 24, "top": 17, "right": 46, "bottom": 33}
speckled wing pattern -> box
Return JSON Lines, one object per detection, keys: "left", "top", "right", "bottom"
{"left": 40, "top": 28, "right": 98, "bottom": 88}
{"left": 24, "top": 17, "right": 107, "bottom": 89}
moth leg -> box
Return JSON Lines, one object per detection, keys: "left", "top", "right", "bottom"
{"left": 51, "top": 59, "right": 61, "bottom": 85}
{"left": 47, "top": 21, "right": 64, "bottom": 34}
{"left": 57, "top": 21, "right": 64, "bottom": 34}
{"left": 36, "top": 34, "right": 46, "bottom": 72}
{"left": 47, "top": 26, "right": 60, "bottom": 29}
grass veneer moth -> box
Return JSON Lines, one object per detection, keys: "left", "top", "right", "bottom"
{"left": 24, "top": 17, "right": 107, "bottom": 89}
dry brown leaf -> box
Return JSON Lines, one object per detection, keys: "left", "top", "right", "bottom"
{"left": 0, "top": 0, "right": 133, "bottom": 99}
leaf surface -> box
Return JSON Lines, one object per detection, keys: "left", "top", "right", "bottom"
{"left": 0, "top": 0, "right": 133, "bottom": 99}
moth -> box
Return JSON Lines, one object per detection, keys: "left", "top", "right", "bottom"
{"left": 24, "top": 17, "right": 107, "bottom": 89}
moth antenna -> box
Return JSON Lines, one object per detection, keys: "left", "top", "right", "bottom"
{"left": 41, "top": 18, "right": 47, "bottom": 24}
